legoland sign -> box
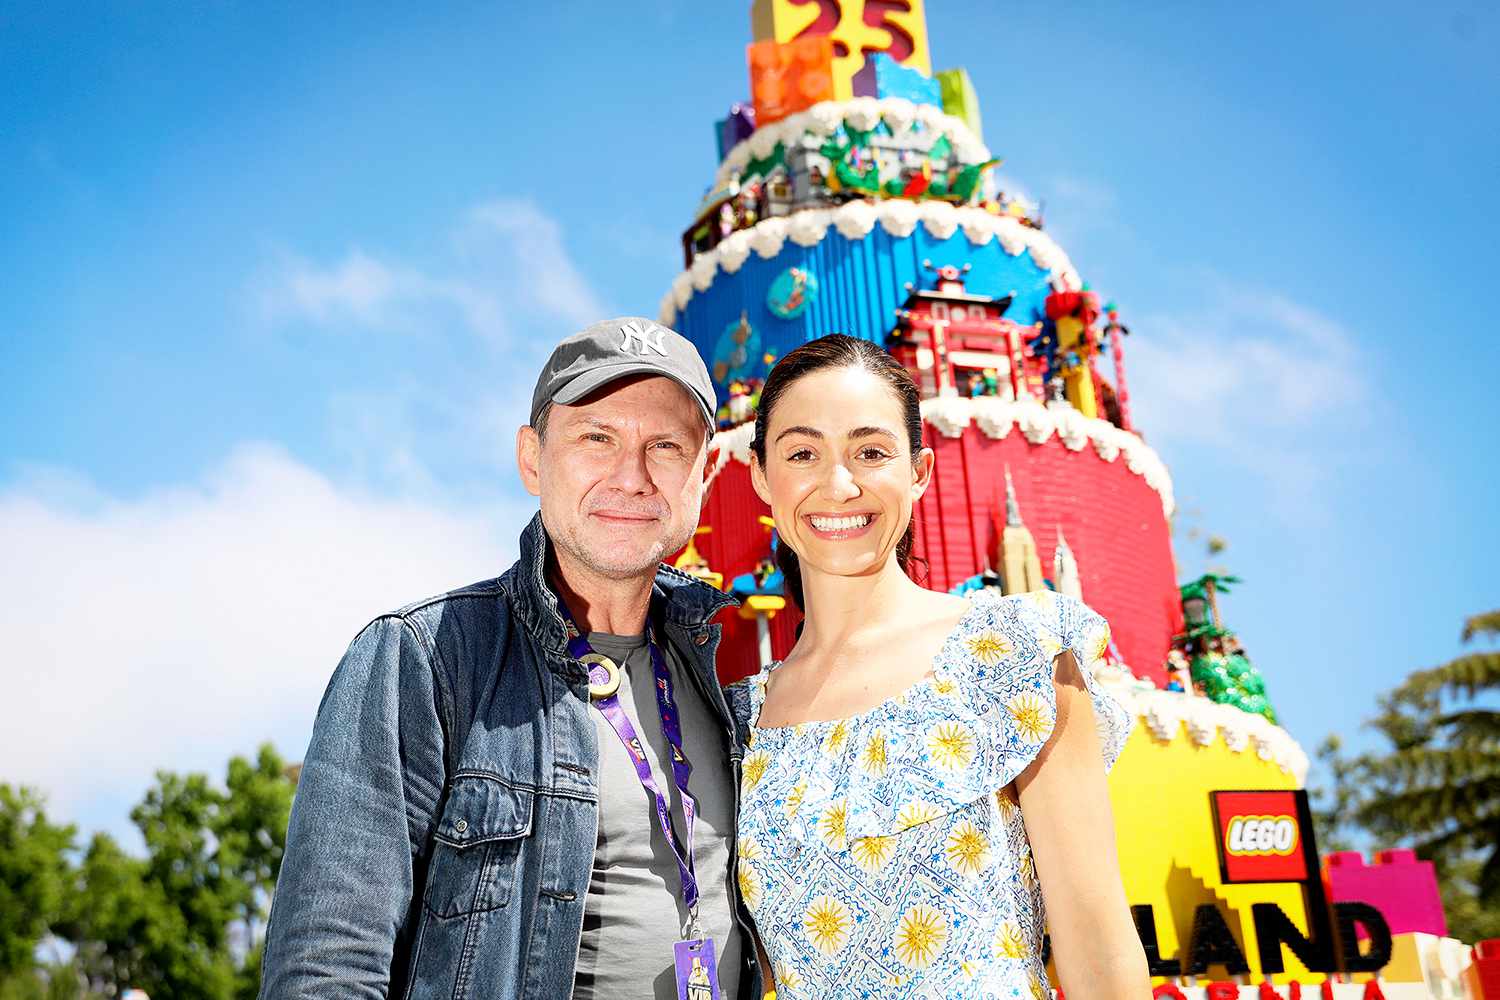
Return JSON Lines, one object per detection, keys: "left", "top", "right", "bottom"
{"left": 1123, "top": 790, "right": 1395, "bottom": 989}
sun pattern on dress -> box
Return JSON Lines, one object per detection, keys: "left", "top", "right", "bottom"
{"left": 993, "top": 920, "right": 1028, "bottom": 959}
{"left": 893, "top": 904, "right": 949, "bottom": 969}
{"left": 818, "top": 797, "right": 849, "bottom": 850}
{"left": 926, "top": 721, "right": 976, "bottom": 769}
{"left": 945, "top": 819, "right": 991, "bottom": 876}
{"left": 734, "top": 590, "right": 1133, "bottom": 998}
{"left": 774, "top": 960, "right": 804, "bottom": 993}
{"left": 896, "top": 799, "right": 942, "bottom": 831}
{"left": 850, "top": 833, "right": 895, "bottom": 874}
{"left": 1007, "top": 692, "right": 1053, "bottom": 744}
{"left": 1093, "top": 630, "right": 1111, "bottom": 663}
{"left": 859, "top": 729, "right": 889, "bottom": 775}
{"left": 804, "top": 895, "right": 853, "bottom": 955}
{"left": 966, "top": 630, "right": 1013, "bottom": 665}
{"left": 785, "top": 779, "right": 808, "bottom": 818}
{"left": 1018, "top": 845, "right": 1038, "bottom": 889}
{"left": 737, "top": 857, "right": 762, "bottom": 909}
{"left": 742, "top": 749, "right": 771, "bottom": 791}
{"left": 824, "top": 719, "right": 850, "bottom": 755}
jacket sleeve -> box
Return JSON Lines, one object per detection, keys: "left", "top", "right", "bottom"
{"left": 260, "top": 614, "right": 449, "bottom": 998}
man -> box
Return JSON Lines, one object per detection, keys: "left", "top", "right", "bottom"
{"left": 260, "top": 318, "right": 756, "bottom": 1000}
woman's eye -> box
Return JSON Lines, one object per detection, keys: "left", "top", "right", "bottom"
{"left": 858, "top": 447, "right": 892, "bottom": 461}
{"left": 786, "top": 448, "right": 815, "bottom": 463}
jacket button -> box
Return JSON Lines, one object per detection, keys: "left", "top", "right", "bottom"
{"left": 454, "top": 819, "right": 468, "bottom": 834}
{"left": 694, "top": 632, "right": 709, "bottom": 645}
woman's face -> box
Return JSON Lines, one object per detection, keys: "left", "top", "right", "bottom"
{"left": 752, "top": 365, "right": 933, "bottom": 582}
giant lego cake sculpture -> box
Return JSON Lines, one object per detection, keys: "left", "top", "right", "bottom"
{"left": 654, "top": 2, "right": 1473, "bottom": 995}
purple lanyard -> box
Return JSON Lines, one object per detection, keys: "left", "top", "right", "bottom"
{"left": 560, "top": 603, "right": 702, "bottom": 920}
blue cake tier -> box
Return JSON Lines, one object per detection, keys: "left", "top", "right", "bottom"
{"left": 658, "top": 202, "right": 1078, "bottom": 396}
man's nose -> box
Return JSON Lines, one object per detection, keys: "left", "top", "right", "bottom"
{"left": 604, "top": 446, "right": 655, "bottom": 495}
{"left": 821, "top": 462, "right": 861, "bottom": 502}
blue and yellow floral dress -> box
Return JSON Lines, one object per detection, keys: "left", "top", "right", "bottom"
{"left": 730, "top": 590, "right": 1132, "bottom": 999}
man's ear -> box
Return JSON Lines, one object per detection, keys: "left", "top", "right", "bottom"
{"left": 911, "top": 447, "right": 936, "bottom": 502}
{"left": 699, "top": 450, "right": 717, "bottom": 503}
{"left": 516, "top": 425, "right": 542, "bottom": 497}
{"left": 749, "top": 454, "right": 772, "bottom": 506}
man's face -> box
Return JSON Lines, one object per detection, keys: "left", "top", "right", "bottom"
{"left": 517, "top": 375, "right": 710, "bottom": 582}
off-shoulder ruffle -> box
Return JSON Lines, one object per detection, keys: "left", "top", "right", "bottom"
{"left": 740, "top": 589, "right": 1133, "bottom": 847}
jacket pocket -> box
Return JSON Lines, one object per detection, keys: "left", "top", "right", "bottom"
{"left": 423, "top": 773, "right": 535, "bottom": 918}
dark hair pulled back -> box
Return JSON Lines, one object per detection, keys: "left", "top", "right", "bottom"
{"left": 750, "top": 333, "right": 926, "bottom": 610}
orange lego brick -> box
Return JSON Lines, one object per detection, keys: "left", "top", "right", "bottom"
{"left": 747, "top": 35, "right": 835, "bottom": 126}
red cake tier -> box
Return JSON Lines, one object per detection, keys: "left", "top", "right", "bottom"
{"left": 912, "top": 418, "right": 1180, "bottom": 686}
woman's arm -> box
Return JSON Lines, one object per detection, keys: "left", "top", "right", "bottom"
{"left": 1015, "top": 650, "right": 1150, "bottom": 999}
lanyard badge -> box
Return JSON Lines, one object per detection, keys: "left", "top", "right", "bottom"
{"left": 559, "top": 601, "right": 722, "bottom": 1000}
{"left": 673, "top": 937, "right": 720, "bottom": 1000}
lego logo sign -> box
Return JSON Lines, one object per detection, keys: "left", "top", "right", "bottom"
{"left": 1225, "top": 815, "right": 1298, "bottom": 856}
{"left": 1211, "top": 790, "right": 1310, "bottom": 883}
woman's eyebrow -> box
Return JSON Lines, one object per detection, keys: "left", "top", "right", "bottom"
{"left": 849, "top": 426, "right": 898, "bottom": 441}
{"left": 774, "top": 425, "right": 824, "bottom": 443}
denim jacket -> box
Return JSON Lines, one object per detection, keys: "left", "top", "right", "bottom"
{"left": 259, "top": 513, "right": 759, "bottom": 1000}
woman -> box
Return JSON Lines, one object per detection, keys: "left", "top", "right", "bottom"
{"left": 729, "top": 335, "right": 1149, "bottom": 998}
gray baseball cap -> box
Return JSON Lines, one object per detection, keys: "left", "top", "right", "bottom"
{"left": 530, "top": 317, "right": 717, "bottom": 429}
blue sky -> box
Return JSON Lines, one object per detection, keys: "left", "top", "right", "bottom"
{"left": 3, "top": 1, "right": 1497, "bottom": 847}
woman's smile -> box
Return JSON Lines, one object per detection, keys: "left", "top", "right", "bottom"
{"left": 803, "top": 511, "right": 880, "bottom": 540}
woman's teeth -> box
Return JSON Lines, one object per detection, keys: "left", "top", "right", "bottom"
{"left": 810, "top": 514, "right": 872, "bottom": 531}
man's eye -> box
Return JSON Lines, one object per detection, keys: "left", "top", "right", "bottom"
{"left": 654, "top": 440, "right": 683, "bottom": 451}
{"left": 584, "top": 433, "right": 611, "bottom": 443}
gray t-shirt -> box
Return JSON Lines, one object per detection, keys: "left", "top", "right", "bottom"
{"left": 572, "top": 630, "right": 742, "bottom": 1000}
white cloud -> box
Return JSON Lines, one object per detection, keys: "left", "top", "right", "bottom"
{"left": 463, "top": 199, "right": 610, "bottom": 329}
{"left": 251, "top": 197, "right": 616, "bottom": 500}
{"left": 0, "top": 444, "right": 531, "bottom": 840}
{"left": 1047, "top": 174, "right": 1118, "bottom": 216}
{"left": 1122, "top": 275, "right": 1374, "bottom": 525}
{"left": 1128, "top": 280, "right": 1365, "bottom": 447}
{"left": 261, "top": 249, "right": 508, "bottom": 341}
{"left": 256, "top": 197, "right": 608, "bottom": 344}
{"left": 280, "top": 250, "right": 400, "bottom": 320}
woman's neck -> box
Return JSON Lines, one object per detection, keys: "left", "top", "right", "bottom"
{"left": 795, "top": 558, "right": 921, "bottom": 660}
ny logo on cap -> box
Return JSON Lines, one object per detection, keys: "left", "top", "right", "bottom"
{"left": 619, "top": 320, "right": 668, "bottom": 357}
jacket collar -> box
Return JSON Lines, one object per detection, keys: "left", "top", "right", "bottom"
{"left": 503, "top": 511, "right": 737, "bottom": 657}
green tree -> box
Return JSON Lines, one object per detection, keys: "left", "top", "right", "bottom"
{"left": 215, "top": 745, "right": 295, "bottom": 952}
{"left": 0, "top": 786, "right": 75, "bottom": 980}
{"left": 131, "top": 770, "right": 246, "bottom": 963}
{"left": 1, "top": 745, "right": 297, "bottom": 999}
{"left": 62, "top": 831, "right": 193, "bottom": 998}
{"left": 1309, "top": 734, "right": 1362, "bottom": 854}
{"left": 63, "top": 744, "right": 296, "bottom": 1000}
{"left": 1309, "top": 608, "right": 1500, "bottom": 943}
{"left": 0, "top": 957, "right": 105, "bottom": 1000}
